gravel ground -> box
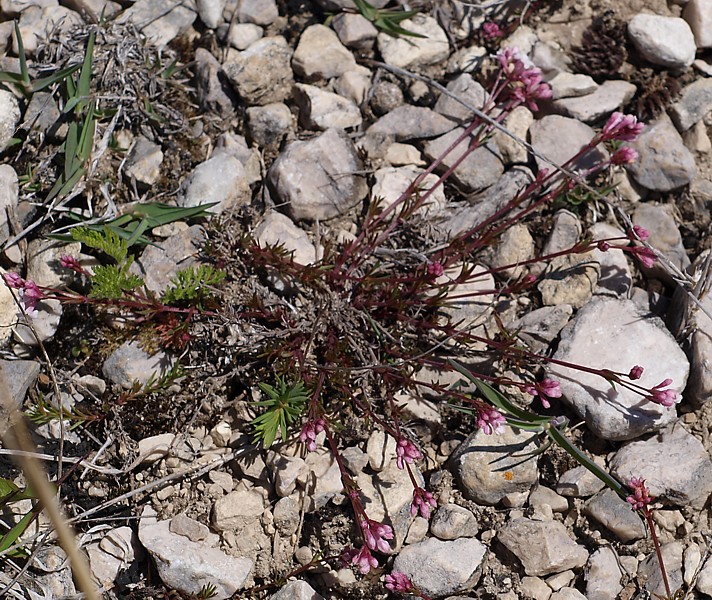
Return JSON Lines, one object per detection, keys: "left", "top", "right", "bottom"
{"left": 2, "top": 0, "right": 712, "bottom": 599}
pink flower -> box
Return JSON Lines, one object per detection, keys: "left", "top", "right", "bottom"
{"left": 299, "top": 417, "right": 326, "bottom": 452}
{"left": 495, "top": 47, "right": 552, "bottom": 111}
{"left": 610, "top": 146, "right": 639, "bottom": 165}
{"left": 3, "top": 272, "right": 24, "bottom": 289}
{"left": 525, "top": 378, "right": 562, "bottom": 409}
{"left": 482, "top": 21, "right": 502, "bottom": 41}
{"left": 60, "top": 254, "right": 82, "bottom": 271}
{"left": 627, "top": 245, "right": 657, "bottom": 269}
{"left": 628, "top": 225, "right": 650, "bottom": 242}
{"left": 626, "top": 477, "right": 653, "bottom": 511}
{"left": 19, "top": 280, "right": 44, "bottom": 315}
{"left": 629, "top": 365, "right": 644, "bottom": 380}
{"left": 396, "top": 437, "right": 422, "bottom": 470}
{"left": 645, "top": 378, "right": 678, "bottom": 407}
{"left": 476, "top": 405, "right": 506, "bottom": 435}
{"left": 601, "top": 112, "right": 645, "bottom": 142}
{"left": 384, "top": 571, "right": 414, "bottom": 592}
{"left": 597, "top": 240, "right": 611, "bottom": 252}
{"left": 427, "top": 261, "right": 444, "bottom": 277}
{"left": 362, "top": 519, "right": 393, "bottom": 553}
{"left": 344, "top": 546, "right": 378, "bottom": 574}
{"left": 411, "top": 487, "right": 437, "bottom": 519}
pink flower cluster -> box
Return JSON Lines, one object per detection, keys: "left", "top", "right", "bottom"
{"left": 476, "top": 404, "right": 506, "bottom": 435}
{"left": 411, "top": 486, "right": 437, "bottom": 519}
{"left": 3, "top": 272, "right": 44, "bottom": 315}
{"left": 645, "top": 379, "right": 678, "bottom": 407}
{"left": 495, "top": 47, "right": 552, "bottom": 111}
{"left": 384, "top": 571, "right": 414, "bottom": 593}
{"left": 299, "top": 417, "right": 326, "bottom": 452}
{"left": 525, "top": 378, "right": 562, "bottom": 409}
{"left": 362, "top": 518, "right": 394, "bottom": 553}
{"left": 396, "top": 437, "right": 422, "bottom": 470}
{"left": 626, "top": 477, "right": 653, "bottom": 511}
{"left": 482, "top": 21, "right": 502, "bottom": 41}
{"left": 628, "top": 365, "right": 644, "bottom": 380}
{"left": 343, "top": 545, "right": 378, "bottom": 574}
{"left": 601, "top": 112, "right": 645, "bottom": 142}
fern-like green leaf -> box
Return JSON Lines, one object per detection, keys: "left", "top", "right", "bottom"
{"left": 71, "top": 225, "right": 128, "bottom": 265}
{"left": 250, "top": 378, "right": 308, "bottom": 447}
{"left": 161, "top": 265, "right": 226, "bottom": 308}
{"left": 89, "top": 264, "right": 143, "bottom": 299}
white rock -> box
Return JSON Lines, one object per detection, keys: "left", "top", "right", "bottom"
{"left": 139, "top": 508, "right": 252, "bottom": 599}
{"left": 684, "top": 0, "right": 712, "bottom": 48}
{"left": 246, "top": 103, "right": 293, "bottom": 147}
{"left": 254, "top": 211, "right": 318, "bottom": 266}
{"left": 384, "top": 143, "right": 424, "bottom": 167}
{"left": 611, "top": 423, "right": 712, "bottom": 510}
{"left": 0, "top": 276, "right": 22, "bottom": 345}
{"left": 119, "top": 0, "right": 196, "bottom": 47}
{"left": 430, "top": 504, "right": 478, "bottom": 540}
{"left": 212, "top": 488, "right": 266, "bottom": 530}
{"left": 0, "top": 90, "right": 20, "bottom": 152}
{"left": 670, "top": 78, "right": 712, "bottom": 131}
{"left": 501, "top": 25, "right": 538, "bottom": 56}
{"left": 333, "top": 65, "right": 372, "bottom": 105}
{"left": 124, "top": 137, "right": 163, "bottom": 185}
{"left": 196, "top": 0, "right": 224, "bottom": 28}
{"left": 433, "top": 73, "right": 486, "bottom": 123}
{"left": 520, "top": 576, "right": 552, "bottom": 600}
{"left": 628, "top": 14, "right": 696, "bottom": 69}
{"left": 590, "top": 222, "right": 632, "bottom": 298}
{"left": 548, "top": 72, "right": 598, "bottom": 100}
{"left": 102, "top": 341, "right": 175, "bottom": 389}
{"left": 270, "top": 580, "right": 325, "bottom": 600}
{"left": 226, "top": 22, "right": 263, "bottom": 50}
{"left": 292, "top": 24, "right": 356, "bottom": 80}
{"left": 585, "top": 546, "right": 623, "bottom": 600}
{"left": 365, "top": 429, "right": 397, "bottom": 472}
{"left": 0, "top": 165, "right": 17, "bottom": 244}
{"left": 393, "top": 537, "right": 486, "bottom": 597}
{"left": 238, "top": 0, "right": 277, "bottom": 25}
{"left": 549, "top": 297, "right": 689, "bottom": 440}
{"left": 178, "top": 154, "right": 251, "bottom": 215}
{"left": 551, "top": 80, "right": 637, "bottom": 123}
{"left": 638, "top": 541, "right": 684, "bottom": 598}
{"left": 294, "top": 83, "right": 362, "bottom": 130}
{"left": 137, "top": 433, "right": 176, "bottom": 464}
{"left": 498, "top": 518, "right": 588, "bottom": 577}
{"left": 377, "top": 15, "right": 450, "bottom": 69}
{"left": 495, "top": 105, "right": 534, "bottom": 164}
{"left": 331, "top": 13, "right": 377, "bottom": 49}
{"left": 371, "top": 165, "right": 446, "bottom": 220}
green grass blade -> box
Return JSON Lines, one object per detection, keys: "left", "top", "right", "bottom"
{"left": 0, "top": 511, "right": 34, "bottom": 556}
{"left": 77, "top": 29, "right": 95, "bottom": 102}
{"left": 29, "top": 63, "right": 81, "bottom": 93}
{"left": 13, "top": 21, "right": 30, "bottom": 86}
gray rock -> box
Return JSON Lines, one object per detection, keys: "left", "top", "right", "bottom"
{"left": 194, "top": 48, "right": 236, "bottom": 117}
{"left": 224, "top": 22, "right": 263, "bottom": 50}
{"left": 440, "top": 166, "right": 535, "bottom": 238}
{"left": 684, "top": 0, "right": 712, "bottom": 48}
{"left": 270, "top": 580, "right": 325, "bottom": 600}
{"left": 670, "top": 78, "right": 712, "bottom": 131}
{"left": 583, "top": 488, "right": 646, "bottom": 542}
{"left": 15, "top": 6, "right": 82, "bottom": 55}
{"left": 212, "top": 488, "right": 266, "bottom": 530}
{"left": 13, "top": 298, "right": 62, "bottom": 346}
{"left": 520, "top": 576, "right": 553, "bottom": 600}
{"left": 26, "top": 239, "right": 81, "bottom": 289}
{"left": 365, "top": 429, "right": 396, "bottom": 472}
{"left": 368, "top": 106, "right": 455, "bottom": 142}
{"left": 371, "top": 165, "right": 446, "bottom": 220}
{"left": 313, "top": 0, "right": 388, "bottom": 8}
{"left": 538, "top": 252, "right": 599, "bottom": 309}
{"left": 134, "top": 224, "right": 206, "bottom": 294}
{"left": 294, "top": 84, "right": 362, "bottom": 130}
{"left": 377, "top": 15, "right": 450, "bottom": 69}
{"left": 0, "top": 0, "right": 56, "bottom": 15}
{"left": 87, "top": 526, "right": 140, "bottom": 590}
{"left": 0, "top": 359, "right": 40, "bottom": 408}
{"left": 0, "top": 165, "right": 18, "bottom": 244}
{"left": 224, "top": 37, "right": 294, "bottom": 106}
{"left": 670, "top": 251, "right": 712, "bottom": 407}
{"left": 590, "top": 222, "right": 632, "bottom": 298}
{"left": 124, "top": 137, "right": 163, "bottom": 186}
{"left": 369, "top": 80, "right": 404, "bottom": 116}
{"left": 299, "top": 447, "right": 343, "bottom": 511}
{"left": 102, "top": 341, "right": 174, "bottom": 389}
{"left": 292, "top": 24, "right": 356, "bottom": 81}
{"left": 628, "top": 14, "right": 696, "bottom": 69}
{"left": 118, "top": 0, "right": 196, "bottom": 47}
{"left": 551, "top": 80, "right": 637, "bottom": 123}
{"left": 451, "top": 427, "right": 539, "bottom": 505}
{"left": 237, "top": 0, "right": 278, "bottom": 26}
{"left": 268, "top": 452, "right": 305, "bottom": 497}
{"left": 548, "top": 72, "right": 598, "bottom": 100}
{"left": 423, "top": 129, "right": 504, "bottom": 192}
{"left": 0, "top": 272, "right": 21, "bottom": 345}
{"left": 332, "top": 13, "right": 378, "bottom": 49}
{"left": 497, "top": 518, "right": 588, "bottom": 577}
{"left": 549, "top": 297, "right": 689, "bottom": 441}
{"left": 139, "top": 508, "right": 252, "bottom": 599}
{"left": 494, "top": 105, "right": 534, "bottom": 164}
{"left": 632, "top": 203, "right": 690, "bottom": 281}
{"left": 212, "top": 133, "right": 261, "bottom": 186}
{"left": 513, "top": 305, "right": 573, "bottom": 354}
{"left": 273, "top": 496, "right": 300, "bottom": 536}
{"left": 529, "top": 115, "right": 607, "bottom": 174}
{"left": 430, "top": 504, "right": 479, "bottom": 540}
{"left": 267, "top": 128, "right": 368, "bottom": 221}
{"left": 433, "top": 74, "right": 486, "bottom": 123}
{"left": 247, "top": 103, "right": 293, "bottom": 148}
{"left": 178, "top": 154, "right": 251, "bottom": 215}
{"left": 610, "top": 423, "right": 712, "bottom": 510}
{"left": 393, "top": 537, "right": 486, "bottom": 597}
{"left": 550, "top": 589, "right": 587, "bottom": 600}
{"left": 254, "top": 211, "right": 318, "bottom": 266}
{"left": 334, "top": 65, "right": 372, "bottom": 105}
{"left": 0, "top": 90, "right": 20, "bottom": 152}
{"left": 196, "top": 0, "right": 224, "bottom": 28}
{"left": 638, "top": 542, "right": 684, "bottom": 599}
{"left": 556, "top": 465, "right": 605, "bottom": 498}
{"left": 22, "top": 91, "right": 62, "bottom": 137}
{"left": 528, "top": 484, "right": 569, "bottom": 513}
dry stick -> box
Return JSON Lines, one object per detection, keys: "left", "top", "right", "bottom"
{"left": 364, "top": 59, "right": 712, "bottom": 327}
{"left": 0, "top": 372, "right": 99, "bottom": 600}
